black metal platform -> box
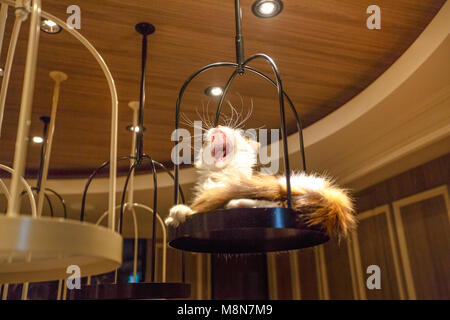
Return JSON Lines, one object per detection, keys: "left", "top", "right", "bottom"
{"left": 168, "top": 207, "right": 329, "bottom": 253}
{"left": 67, "top": 282, "right": 190, "bottom": 300}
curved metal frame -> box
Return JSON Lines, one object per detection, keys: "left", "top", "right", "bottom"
{"left": 173, "top": 64, "right": 306, "bottom": 204}
{"left": 0, "top": 164, "right": 37, "bottom": 218}
{"left": 17, "top": 114, "right": 69, "bottom": 219}
{"left": 77, "top": 23, "right": 189, "bottom": 294}
{"left": 80, "top": 156, "right": 185, "bottom": 222}
{"left": 0, "top": 0, "right": 119, "bottom": 231}
{"left": 18, "top": 187, "right": 67, "bottom": 219}
{"left": 81, "top": 154, "right": 186, "bottom": 281}
{"left": 93, "top": 203, "right": 168, "bottom": 283}
{"left": 174, "top": 45, "right": 306, "bottom": 208}
{"left": 19, "top": 187, "right": 54, "bottom": 217}
{"left": 173, "top": 1, "right": 307, "bottom": 208}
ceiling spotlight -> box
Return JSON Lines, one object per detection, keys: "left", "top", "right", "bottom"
{"left": 32, "top": 136, "right": 44, "bottom": 144}
{"left": 204, "top": 86, "right": 224, "bottom": 97}
{"left": 252, "top": 0, "right": 283, "bottom": 18}
{"left": 126, "top": 125, "right": 146, "bottom": 133}
{"left": 40, "top": 19, "right": 62, "bottom": 34}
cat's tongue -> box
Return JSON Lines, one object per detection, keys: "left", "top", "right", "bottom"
{"left": 211, "top": 130, "right": 228, "bottom": 162}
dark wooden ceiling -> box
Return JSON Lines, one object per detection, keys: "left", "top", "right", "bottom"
{"left": 0, "top": 0, "right": 445, "bottom": 177}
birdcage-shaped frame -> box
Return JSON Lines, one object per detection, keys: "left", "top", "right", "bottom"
{"left": 68, "top": 23, "right": 191, "bottom": 300}
{"left": 0, "top": 0, "right": 122, "bottom": 284}
{"left": 168, "top": 0, "right": 329, "bottom": 254}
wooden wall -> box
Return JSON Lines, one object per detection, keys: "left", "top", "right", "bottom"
{"left": 265, "top": 153, "right": 449, "bottom": 300}
{"left": 208, "top": 153, "right": 449, "bottom": 300}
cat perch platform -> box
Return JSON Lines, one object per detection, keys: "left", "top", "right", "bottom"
{"left": 168, "top": 208, "right": 329, "bottom": 254}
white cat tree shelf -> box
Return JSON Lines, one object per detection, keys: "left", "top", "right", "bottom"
{"left": 0, "top": 0, "right": 122, "bottom": 284}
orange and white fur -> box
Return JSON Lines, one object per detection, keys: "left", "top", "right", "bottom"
{"left": 165, "top": 125, "right": 357, "bottom": 238}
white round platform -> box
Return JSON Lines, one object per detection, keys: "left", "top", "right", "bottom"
{"left": 0, "top": 215, "right": 122, "bottom": 284}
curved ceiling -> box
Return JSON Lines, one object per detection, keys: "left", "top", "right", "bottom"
{"left": 0, "top": 0, "right": 446, "bottom": 177}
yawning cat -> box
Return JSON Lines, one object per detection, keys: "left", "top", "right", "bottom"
{"left": 165, "top": 125, "right": 357, "bottom": 238}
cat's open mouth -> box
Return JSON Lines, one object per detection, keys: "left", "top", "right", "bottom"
{"left": 210, "top": 130, "right": 233, "bottom": 163}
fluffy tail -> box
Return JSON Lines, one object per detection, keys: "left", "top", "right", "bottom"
{"left": 190, "top": 171, "right": 357, "bottom": 238}
{"left": 281, "top": 172, "right": 357, "bottom": 239}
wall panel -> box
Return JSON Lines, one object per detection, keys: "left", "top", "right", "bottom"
{"left": 393, "top": 186, "right": 450, "bottom": 299}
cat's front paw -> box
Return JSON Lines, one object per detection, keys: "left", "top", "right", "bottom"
{"left": 165, "top": 204, "right": 193, "bottom": 227}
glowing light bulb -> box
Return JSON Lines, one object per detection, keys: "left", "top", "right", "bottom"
{"left": 252, "top": 0, "right": 283, "bottom": 18}
{"left": 44, "top": 20, "right": 57, "bottom": 27}
{"left": 259, "top": 2, "right": 276, "bottom": 15}
{"left": 40, "top": 19, "right": 62, "bottom": 34}
{"left": 210, "top": 87, "right": 223, "bottom": 96}
{"left": 205, "top": 86, "right": 223, "bottom": 97}
{"left": 32, "top": 136, "right": 44, "bottom": 144}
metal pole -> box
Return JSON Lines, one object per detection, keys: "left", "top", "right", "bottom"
{"left": 36, "top": 71, "right": 67, "bottom": 217}
{"left": 127, "top": 101, "right": 139, "bottom": 206}
{"left": 0, "top": 4, "right": 8, "bottom": 56}
{"left": 136, "top": 34, "right": 146, "bottom": 162}
{"left": 234, "top": 0, "right": 244, "bottom": 73}
{"left": 135, "top": 23, "right": 154, "bottom": 163}
{"left": 0, "top": 4, "right": 25, "bottom": 137}
{"left": 128, "top": 100, "right": 139, "bottom": 282}
{"left": 7, "top": 0, "right": 41, "bottom": 216}
{"left": 36, "top": 116, "right": 49, "bottom": 192}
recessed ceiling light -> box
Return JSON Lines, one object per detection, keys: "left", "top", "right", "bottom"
{"left": 252, "top": 0, "right": 283, "bottom": 18}
{"left": 204, "top": 86, "right": 224, "bottom": 97}
{"left": 40, "top": 19, "right": 62, "bottom": 34}
{"left": 126, "top": 125, "right": 146, "bottom": 133}
{"left": 32, "top": 136, "right": 44, "bottom": 144}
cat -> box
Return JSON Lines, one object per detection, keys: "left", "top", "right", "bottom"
{"left": 165, "top": 125, "right": 357, "bottom": 238}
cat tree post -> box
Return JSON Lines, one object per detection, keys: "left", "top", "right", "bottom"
{"left": 6, "top": 0, "right": 40, "bottom": 216}
{"left": 36, "top": 71, "right": 67, "bottom": 217}
{"left": 0, "top": 3, "right": 26, "bottom": 137}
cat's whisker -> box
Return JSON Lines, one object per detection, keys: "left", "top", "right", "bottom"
{"left": 226, "top": 100, "right": 241, "bottom": 129}
{"left": 219, "top": 114, "right": 229, "bottom": 127}
{"left": 205, "top": 99, "right": 215, "bottom": 130}
{"left": 233, "top": 101, "right": 242, "bottom": 129}
{"left": 179, "top": 116, "right": 209, "bottom": 133}
{"left": 180, "top": 112, "right": 194, "bottom": 126}
{"left": 225, "top": 99, "right": 235, "bottom": 129}
{"left": 234, "top": 98, "right": 253, "bottom": 129}
{"left": 180, "top": 113, "right": 209, "bottom": 132}
{"left": 195, "top": 108, "right": 206, "bottom": 128}
{"left": 237, "top": 92, "right": 245, "bottom": 124}
{"left": 179, "top": 119, "right": 194, "bottom": 128}
{"left": 201, "top": 100, "right": 210, "bottom": 130}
